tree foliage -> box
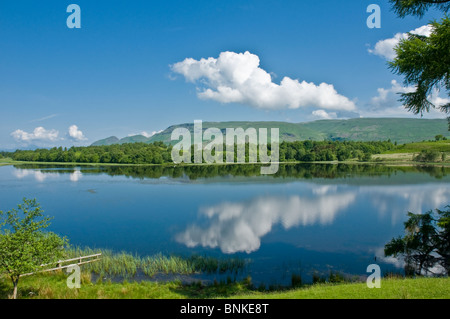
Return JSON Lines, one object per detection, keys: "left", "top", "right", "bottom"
{"left": 0, "top": 199, "right": 68, "bottom": 299}
{"left": 389, "top": 17, "right": 450, "bottom": 115}
{"left": 388, "top": 0, "right": 450, "bottom": 120}
{"left": 390, "top": 0, "right": 450, "bottom": 18}
{"left": 10, "top": 140, "right": 393, "bottom": 165}
{"left": 384, "top": 206, "right": 450, "bottom": 276}
{"left": 413, "top": 149, "right": 441, "bottom": 161}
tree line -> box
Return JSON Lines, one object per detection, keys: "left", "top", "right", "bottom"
{"left": 8, "top": 140, "right": 395, "bottom": 164}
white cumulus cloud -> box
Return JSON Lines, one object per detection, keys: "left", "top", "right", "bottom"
{"left": 365, "top": 80, "right": 450, "bottom": 117}
{"left": 68, "top": 125, "right": 87, "bottom": 141}
{"left": 11, "top": 127, "right": 59, "bottom": 143}
{"left": 312, "top": 110, "right": 338, "bottom": 120}
{"left": 429, "top": 95, "right": 450, "bottom": 108}
{"left": 370, "top": 80, "right": 415, "bottom": 109}
{"left": 369, "top": 24, "right": 433, "bottom": 60}
{"left": 171, "top": 51, "right": 356, "bottom": 111}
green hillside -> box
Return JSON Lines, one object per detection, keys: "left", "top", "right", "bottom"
{"left": 147, "top": 121, "right": 324, "bottom": 145}
{"left": 91, "top": 136, "right": 120, "bottom": 146}
{"left": 301, "top": 118, "right": 449, "bottom": 143}
{"left": 91, "top": 118, "right": 450, "bottom": 146}
{"left": 118, "top": 135, "right": 151, "bottom": 144}
{"left": 91, "top": 135, "right": 150, "bottom": 146}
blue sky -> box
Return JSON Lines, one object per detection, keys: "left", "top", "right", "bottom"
{"left": 0, "top": 0, "right": 448, "bottom": 149}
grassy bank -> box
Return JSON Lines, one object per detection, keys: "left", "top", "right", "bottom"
{"left": 0, "top": 158, "right": 14, "bottom": 166}
{"left": 233, "top": 277, "right": 450, "bottom": 299}
{"left": 4, "top": 247, "right": 448, "bottom": 299}
{"left": 1, "top": 272, "right": 448, "bottom": 299}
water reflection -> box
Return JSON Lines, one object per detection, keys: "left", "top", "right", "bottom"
{"left": 362, "top": 185, "right": 450, "bottom": 226}
{"left": 12, "top": 163, "right": 450, "bottom": 182}
{"left": 13, "top": 167, "right": 83, "bottom": 183}
{"left": 13, "top": 168, "right": 59, "bottom": 182}
{"left": 176, "top": 189, "right": 357, "bottom": 254}
{"left": 175, "top": 183, "right": 450, "bottom": 255}
{"left": 3, "top": 163, "right": 449, "bottom": 284}
{"left": 69, "top": 169, "right": 82, "bottom": 182}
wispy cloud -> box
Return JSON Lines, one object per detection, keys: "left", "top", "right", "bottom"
{"left": 29, "top": 113, "right": 59, "bottom": 123}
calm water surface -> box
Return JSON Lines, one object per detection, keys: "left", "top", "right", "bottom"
{"left": 1, "top": 164, "right": 449, "bottom": 286}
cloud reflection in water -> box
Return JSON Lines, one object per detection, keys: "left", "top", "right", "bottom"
{"left": 176, "top": 190, "right": 356, "bottom": 254}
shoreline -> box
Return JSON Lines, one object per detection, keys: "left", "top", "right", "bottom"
{"left": 1, "top": 158, "right": 449, "bottom": 168}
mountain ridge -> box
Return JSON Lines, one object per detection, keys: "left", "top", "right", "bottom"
{"left": 91, "top": 118, "right": 450, "bottom": 146}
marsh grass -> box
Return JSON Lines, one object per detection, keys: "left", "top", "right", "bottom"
{"left": 65, "top": 247, "right": 247, "bottom": 280}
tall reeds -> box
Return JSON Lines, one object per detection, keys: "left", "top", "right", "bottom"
{"left": 65, "top": 247, "right": 247, "bottom": 280}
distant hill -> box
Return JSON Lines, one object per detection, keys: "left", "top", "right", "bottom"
{"left": 301, "top": 118, "right": 450, "bottom": 143}
{"left": 91, "top": 136, "right": 120, "bottom": 146}
{"left": 91, "top": 118, "right": 450, "bottom": 146}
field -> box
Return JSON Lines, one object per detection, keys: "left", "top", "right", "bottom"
{"left": 388, "top": 140, "right": 450, "bottom": 153}
{"left": 372, "top": 140, "right": 450, "bottom": 164}
{"left": 1, "top": 272, "right": 448, "bottom": 299}
{"left": 234, "top": 277, "right": 450, "bottom": 299}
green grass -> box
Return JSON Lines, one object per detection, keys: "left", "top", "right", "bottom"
{"left": 1, "top": 248, "right": 448, "bottom": 299}
{"left": 387, "top": 140, "right": 450, "bottom": 154}
{"left": 0, "top": 157, "right": 13, "bottom": 166}
{"left": 0, "top": 272, "right": 188, "bottom": 299}
{"left": 1, "top": 272, "right": 448, "bottom": 299}
{"left": 232, "top": 277, "right": 450, "bottom": 299}
{"left": 0, "top": 271, "right": 254, "bottom": 299}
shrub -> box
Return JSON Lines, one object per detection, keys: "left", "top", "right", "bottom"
{"left": 414, "top": 150, "right": 440, "bottom": 162}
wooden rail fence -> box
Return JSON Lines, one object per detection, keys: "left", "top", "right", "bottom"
{"left": 20, "top": 253, "right": 102, "bottom": 277}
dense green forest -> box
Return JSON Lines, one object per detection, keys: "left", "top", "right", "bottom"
{"left": 8, "top": 140, "right": 395, "bottom": 164}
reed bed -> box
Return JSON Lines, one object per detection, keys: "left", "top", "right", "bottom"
{"left": 65, "top": 247, "right": 248, "bottom": 280}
